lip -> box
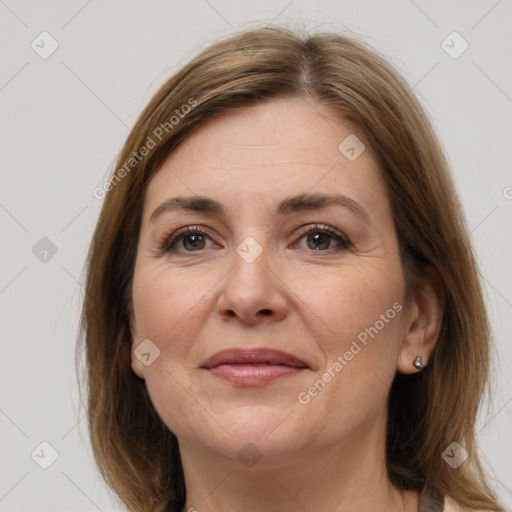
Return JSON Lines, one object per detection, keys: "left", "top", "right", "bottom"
{"left": 200, "top": 348, "right": 309, "bottom": 386}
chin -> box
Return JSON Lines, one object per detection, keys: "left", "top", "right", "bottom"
{"left": 177, "top": 406, "right": 307, "bottom": 461}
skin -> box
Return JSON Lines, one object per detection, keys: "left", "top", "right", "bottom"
{"left": 130, "top": 97, "right": 443, "bottom": 512}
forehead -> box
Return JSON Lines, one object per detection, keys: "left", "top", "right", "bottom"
{"left": 143, "top": 97, "right": 388, "bottom": 221}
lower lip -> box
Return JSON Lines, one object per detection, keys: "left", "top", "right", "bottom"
{"left": 205, "top": 364, "right": 306, "bottom": 385}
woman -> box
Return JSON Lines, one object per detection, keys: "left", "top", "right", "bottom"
{"left": 79, "top": 26, "right": 504, "bottom": 511}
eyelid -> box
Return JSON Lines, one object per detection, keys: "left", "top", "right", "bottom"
{"left": 290, "top": 223, "right": 352, "bottom": 252}
{"left": 293, "top": 223, "right": 350, "bottom": 243}
{"left": 158, "top": 225, "right": 217, "bottom": 255}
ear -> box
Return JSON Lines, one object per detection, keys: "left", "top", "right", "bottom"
{"left": 397, "top": 267, "right": 444, "bottom": 375}
{"left": 129, "top": 312, "right": 145, "bottom": 379}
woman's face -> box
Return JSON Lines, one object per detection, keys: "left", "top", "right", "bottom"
{"left": 130, "top": 97, "right": 413, "bottom": 466}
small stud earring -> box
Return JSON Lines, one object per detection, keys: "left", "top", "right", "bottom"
{"left": 413, "top": 356, "right": 424, "bottom": 370}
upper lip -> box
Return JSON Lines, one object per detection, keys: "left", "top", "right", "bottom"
{"left": 200, "top": 348, "right": 310, "bottom": 369}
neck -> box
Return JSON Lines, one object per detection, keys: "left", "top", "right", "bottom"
{"left": 178, "top": 408, "right": 420, "bottom": 512}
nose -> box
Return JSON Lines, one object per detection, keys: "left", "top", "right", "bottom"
{"left": 217, "top": 243, "right": 289, "bottom": 326}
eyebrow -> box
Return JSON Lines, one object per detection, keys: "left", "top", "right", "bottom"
{"left": 149, "top": 193, "right": 371, "bottom": 224}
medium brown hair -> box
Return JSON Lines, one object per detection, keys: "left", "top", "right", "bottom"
{"left": 78, "top": 25, "right": 502, "bottom": 511}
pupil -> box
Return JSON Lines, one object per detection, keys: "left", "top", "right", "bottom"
{"left": 185, "top": 234, "right": 204, "bottom": 250}
{"left": 309, "top": 233, "right": 329, "bottom": 250}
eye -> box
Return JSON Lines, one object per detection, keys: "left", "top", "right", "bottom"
{"left": 160, "top": 226, "right": 217, "bottom": 254}
{"left": 159, "top": 223, "right": 351, "bottom": 256}
{"left": 291, "top": 224, "right": 351, "bottom": 253}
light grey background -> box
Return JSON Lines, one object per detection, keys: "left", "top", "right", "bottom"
{"left": 1, "top": 1, "right": 511, "bottom": 510}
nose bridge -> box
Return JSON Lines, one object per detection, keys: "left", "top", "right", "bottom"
{"left": 217, "top": 230, "right": 288, "bottom": 324}
{"left": 231, "top": 233, "right": 271, "bottom": 296}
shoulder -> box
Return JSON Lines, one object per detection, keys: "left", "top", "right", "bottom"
{"left": 420, "top": 485, "right": 499, "bottom": 512}
{"left": 444, "top": 498, "right": 466, "bottom": 511}
{"left": 443, "top": 496, "right": 489, "bottom": 512}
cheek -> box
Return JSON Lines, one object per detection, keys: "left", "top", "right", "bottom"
{"left": 292, "top": 268, "right": 404, "bottom": 434}
{"left": 300, "top": 262, "right": 404, "bottom": 351}
{"left": 132, "top": 263, "right": 209, "bottom": 344}
{"left": 297, "top": 264, "right": 406, "bottom": 414}
{"left": 131, "top": 265, "right": 209, "bottom": 437}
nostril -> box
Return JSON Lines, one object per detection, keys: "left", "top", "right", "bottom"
{"left": 259, "top": 309, "right": 272, "bottom": 316}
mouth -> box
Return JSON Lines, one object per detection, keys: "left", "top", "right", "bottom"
{"left": 200, "top": 347, "right": 310, "bottom": 386}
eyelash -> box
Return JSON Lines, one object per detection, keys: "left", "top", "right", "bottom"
{"left": 158, "top": 223, "right": 351, "bottom": 256}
